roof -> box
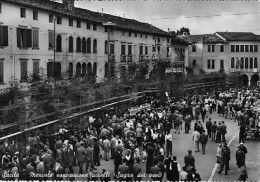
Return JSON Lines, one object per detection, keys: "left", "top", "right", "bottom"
{"left": 178, "top": 35, "right": 204, "bottom": 44}
{"left": 2, "top": 0, "right": 169, "bottom": 36}
{"left": 171, "top": 36, "right": 189, "bottom": 46}
{"left": 216, "top": 32, "right": 260, "bottom": 41}
{"left": 203, "top": 34, "right": 226, "bottom": 44}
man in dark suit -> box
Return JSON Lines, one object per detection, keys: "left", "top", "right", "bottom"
{"left": 114, "top": 148, "right": 123, "bottom": 179}
{"left": 184, "top": 150, "right": 195, "bottom": 169}
{"left": 150, "top": 161, "right": 162, "bottom": 181}
{"left": 77, "top": 143, "right": 86, "bottom": 173}
{"left": 118, "top": 159, "right": 130, "bottom": 182}
{"left": 164, "top": 155, "right": 173, "bottom": 181}
{"left": 200, "top": 130, "right": 208, "bottom": 154}
{"left": 187, "top": 168, "right": 201, "bottom": 182}
{"left": 132, "top": 158, "right": 142, "bottom": 182}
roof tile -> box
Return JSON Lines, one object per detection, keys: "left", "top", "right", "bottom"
{"left": 3, "top": 0, "right": 169, "bottom": 36}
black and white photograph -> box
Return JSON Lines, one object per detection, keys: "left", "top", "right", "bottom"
{"left": 0, "top": 0, "right": 260, "bottom": 181}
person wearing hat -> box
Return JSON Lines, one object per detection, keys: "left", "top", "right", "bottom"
{"left": 239, "top": 143, "right": 248, "bottom": 155}
{"left": 236, "top": 145, "right": 246, "bottom": 168}
{"left": 186, "top": 168, "right": 201, "bottom": 182}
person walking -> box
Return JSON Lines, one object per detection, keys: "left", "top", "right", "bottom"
{"left": 216, "top": 122, "right": 222, "bottom": 143}
{"left": 171, "top": 156, "right": 181, "bottom": 182}
{"left": 216, "top": 144, "right": 222, "bottom": 165}
{"left": 184, "top": 150, "right": 195, "bottom": 169}
{"left": 200, "top": 130, "right": 208, "bottom": 154}
{"left": 236, "top": 145, "right": 246, "bottom": 169}
{"left": 217, "top": 143, "right": 230, "bottom": 175}
{"left": 211, "top": 121, "right": 217, "bottom": 141}
{"left": 221, "top": 121, "right": 227, "bottom": 143}
{"left": 206, "top": 118, "right": 212, "bottom": 138}
{"left": 165, "top": 131, "right": 172, "bottom": 157}
{"left": 192, "top": 130, "right": 200, "bottom": 152}
{"left": 239, "top": 125, "right": 246, "bottom": 144}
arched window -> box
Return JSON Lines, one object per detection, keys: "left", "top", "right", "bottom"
{"left": 76, "top": 37, "right": 81, "bottom": 52}
{"left": 254, "top": 57, "right": 258, "bottom": 68}
{"left": 245, "top": 57, "right": 248, "bottom": 68}
{"left": 87, "top": 38, "right": 91, "bottom": 53}
{"left": 76, "top": 63, "right": 81, "bottom": 77}
{"left": 231, "top": 57, "right": 235, "bottom": 68}
{"left": 104, "top": 40, "right": 108, "bottom": 54}
{"left": 69, "top": 62, "right": 73, "bottom": 77}
{"left": 240, "top": 57, "right": 244, "bottom": 69}
{"left": 69, "top": 36, "right": 73, "bottom": 52}
{"left": 93, "top": 62, "right": 97, "bottom": 76}
{"left": 82, "top": 38, "right": 86, "bottom": 53}
{"left": 250, "top": 57, "right": 253, "bottom": 69}
{"left": 236, "top": 57, "right": 239, "bottom": 68}
{"left": 93, "top": 39, "right": 97, "bottom": 53}
{"left": 104, "top": 62, "right": 108, "bottom": 77}
{"left": 56, "top": 35, "right": 62, "bottom": 52}
{"left": 87, "top": 63, "right": 92, "bottom": 74}
{"left": 82, "top": 63, "right": 86, "bottom": 76}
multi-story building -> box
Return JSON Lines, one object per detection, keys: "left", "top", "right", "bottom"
{"left": 0, "top": 0, "right": 171, "bottom": 90}
{"left": 180, "top": 32, "right": 260, "bottom": 86}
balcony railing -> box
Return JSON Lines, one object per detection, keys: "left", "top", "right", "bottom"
{"left": 128, "top": 55, "right": 133, "bottom": 62}
{"left": 229, "top": 68, "right": 259, "bottom": 73}
{"left": 139, "top": 55, "right": 144, "bottom": 62}
{"left": 120, "top": 55, "right": 126, "bottom": 62}
{"left": 108, "top": 55, "right": 115, "bottom": 63}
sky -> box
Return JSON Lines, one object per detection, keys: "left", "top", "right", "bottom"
{"left": 71, "top": 0, "right": 260, "bottom": 35}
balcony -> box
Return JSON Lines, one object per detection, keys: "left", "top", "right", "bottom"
{"left": 120, "top": 55, "right": 127, "bottom": 62}
{"left": 128, "top": 55, "right": 133, "bottom": 62}
{"left": 139, "top": 55, "right": 144, "bottom": 62}
{"left": 229, "top": 68, "right": 259, "bottom": 73}
{"left": 108, "top": 54, "right": 115, "bottom": 63}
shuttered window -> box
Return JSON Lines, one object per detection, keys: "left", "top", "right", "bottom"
{"left": 0, "top": 60, "right": 3, "bottom": 83}
{"left": 0, "top": 26, "right": 8, "bottom": 47}
{"left": 20, "top": 60, "right": 28, "bottom": 81}
{"left": 48, "top": 30, "right": 54, "bottom": 49}
{"left": 17, "top": 28, "right": 32, "bottom": 48}
{"left": 32, "top": 29, "right": 39, "bottom": 48}
{"left": 33, "top": 60, "right": 40, "bottom": 77}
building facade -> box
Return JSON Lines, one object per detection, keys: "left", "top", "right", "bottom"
{"left": 0, "top": 0, "right": 171, "bottom": 90}
{"left": 180, "top": 32, "right": 260, "bottom": 86}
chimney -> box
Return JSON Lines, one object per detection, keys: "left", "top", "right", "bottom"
{"left": 62, "top": 0, "right": 75, "bottom": 10}
{"left": 101, "top": 8, "right": 103, "bottom": 16}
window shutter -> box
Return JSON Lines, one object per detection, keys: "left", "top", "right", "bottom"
{"left": 3, "top": 26, "right": 8, "bottom": 46}
{"left": 0, "top": 61, "right": 3, "bottom": 83}
{"left": 26, "top": 29, "right": 32, "bottom": 47}
{"left": 17, "top": 28, "right": 21, "bottom": 47}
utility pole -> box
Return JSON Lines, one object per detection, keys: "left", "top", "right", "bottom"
{"left": 53, "top": 16, "right": 57, "bottom": 88}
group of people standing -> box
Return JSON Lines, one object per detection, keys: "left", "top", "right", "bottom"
{"left": 0, "top": 85, "right": 260, "bottom": 181}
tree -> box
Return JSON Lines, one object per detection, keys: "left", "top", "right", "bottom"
{"left": 176, "top": 27, "right": 190, "bottom": 35}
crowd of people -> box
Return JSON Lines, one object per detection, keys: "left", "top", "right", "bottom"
{"left": 0, "top": 85, "right": 259, "bottom": 181}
